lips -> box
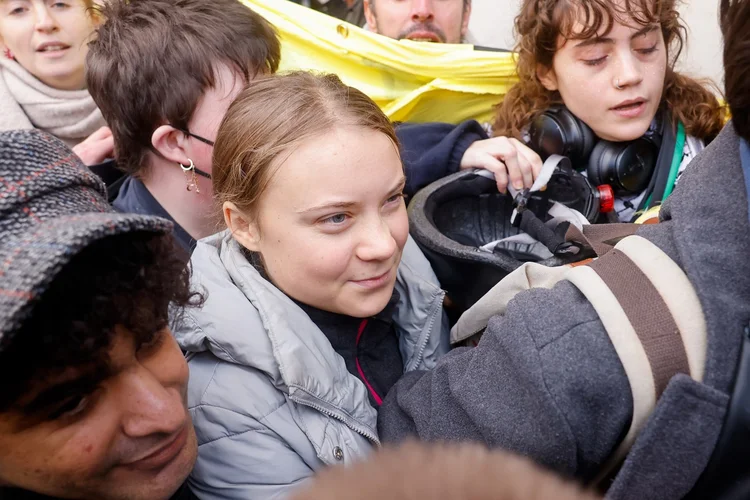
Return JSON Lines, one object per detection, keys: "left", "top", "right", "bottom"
{"left": 36, "top": 41, "right": 70, "bottom": 53}
{"left": 351, "top": 269, "right": 392, "bottom": 289}
{"left": 405, "top": 32, "right": 441, "bottom": 43}
{"left": 611, "top": 98, "right": 647, "bottom": 118}
{"left": 612, "top": 98, "right": 646, "bottom": 111}
{"left": 124, "top": 425, "right": 188, "bottom": 472}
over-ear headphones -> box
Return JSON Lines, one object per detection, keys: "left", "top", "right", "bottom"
{"left": 528, "top": 105, "right": 663, "bottom": 194}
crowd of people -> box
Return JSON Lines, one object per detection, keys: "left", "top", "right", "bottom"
{"left": 0, "top": 0, "right": 748, "bottom": 499}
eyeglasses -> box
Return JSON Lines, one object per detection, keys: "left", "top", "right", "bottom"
{"left": 174, "top": 127, "right": 215, "bottom": 147}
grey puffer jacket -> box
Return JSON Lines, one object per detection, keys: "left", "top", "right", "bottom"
{"left": 174, "top": 232, "right": 450, "bottom": 500}
{"left": 378, "top": 122, "right": 750, "bottom": 499}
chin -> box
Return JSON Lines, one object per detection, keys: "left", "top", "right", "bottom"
{"left": 596, "top": 120, "right": 653, "bottom": 142}
{"left": 140, "top": 426, "right": 198, "bottom": 500}
{"left": 345, "top": 288, "right": 395, "bottom": 318}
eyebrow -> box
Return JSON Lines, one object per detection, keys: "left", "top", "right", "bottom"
{"left": 296, "top": 175, "right": 407, "bottom": 215}
{"left": 574, "top": 25, "right": 659, "bottom": 48}
{"left": 21, "top": 372, "right": 106, "bottom": 416}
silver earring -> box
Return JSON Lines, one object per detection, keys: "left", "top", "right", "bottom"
{"left": 179, "top": 158, "right": 200, "bottom": 193}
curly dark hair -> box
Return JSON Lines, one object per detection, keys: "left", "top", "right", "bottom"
{"left": 0, "top": 232, "right": 202, "bottom": 413}
{"left": 721, "top": 0, "right": 750, "bottom": 142}
{"left": 494, "top": 0, "right": 725, "bottom": 142}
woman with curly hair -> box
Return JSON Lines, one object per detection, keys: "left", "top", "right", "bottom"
{"left": 492, "top": 0, "right": 724, "bottom": 221}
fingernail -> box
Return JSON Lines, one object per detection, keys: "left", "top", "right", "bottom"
{"left": 514, "top": 181, "right": 523, "bottom": 190}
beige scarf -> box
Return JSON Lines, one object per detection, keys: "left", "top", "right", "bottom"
{"left": 0, "top": 58, "right": 105, "bottom": 148}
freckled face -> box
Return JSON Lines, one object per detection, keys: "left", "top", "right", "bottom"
{"left": 541, "top": 11, "right": 667, "bottom": 141}
{"left": 246, "top": 126, "right": 409, "bottom": 318}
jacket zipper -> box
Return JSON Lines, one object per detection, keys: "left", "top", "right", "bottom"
{"left": 287, "top": 285, "right": 444, "bottom": 448}
{"left": 408, "top": 288, "right": 445, "bottom": 371}
{"left": 290, "top": 388, "right": 381, "bottom": 445}
{"left": 355, "top": 319, "right": 384, "bottom": 406}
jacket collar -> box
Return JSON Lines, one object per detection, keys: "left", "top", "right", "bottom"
{"left": 112, "top": 176, "right": 194, "bottom": 254}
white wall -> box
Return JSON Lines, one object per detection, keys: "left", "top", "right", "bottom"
{"left": 467, "top": 0, "right": 724, "bottom": 88}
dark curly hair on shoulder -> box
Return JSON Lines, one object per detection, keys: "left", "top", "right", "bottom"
{"left": 494, "top": 0, "right": 725, "bottom": 142}
{"left": 0, "top": 232, "right": 203, "bottom": 413}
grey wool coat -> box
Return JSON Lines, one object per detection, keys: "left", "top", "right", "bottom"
{"left": 174, "top": 234, "right": 450, "bottom": 500}
{"left": 378, "top": 122, "right": 750, "bottom": 499}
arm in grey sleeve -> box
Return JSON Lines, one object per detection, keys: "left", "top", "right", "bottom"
{"left": 378, "top": 281, "right": 633, "bottom": 479}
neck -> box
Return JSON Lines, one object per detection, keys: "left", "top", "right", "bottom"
{"left": 142, "top": 156, "right": 216, "bottom": 241}
{"left": 41, "top": 73, "right": 86, "bottom": 91}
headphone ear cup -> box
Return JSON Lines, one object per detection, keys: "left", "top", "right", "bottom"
{"left": 529, "top": 108, "right": 567, "bottom": 159}
{"left": 587, "top": 139, "right": 658, "bottom": 192}
{"left": 549, "top": 107, "right": 596, "bottom": 167}
{"left": 587, "top": 140, "right": 617, "bottom": 187}
{"left": 529, "top": 106, "right": 596, "bottom": 168}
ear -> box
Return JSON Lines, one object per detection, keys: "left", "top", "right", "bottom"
{"left": 152, "top": 125, "right": 190, "bottom": 166}
{"left": 363, "top": 0, "right": 377, "bottom": 32}
{"left": 223, "top": 201, "right": 261, "bottom": 252}
{"left": 537, "top": 63, "right": 558, "bottom": 91}
{"left": 461, "top": 1, "right": 471, "bottom": 38}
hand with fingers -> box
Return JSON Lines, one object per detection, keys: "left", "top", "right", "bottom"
{"left": 459, "top": 136, "right": 543, "bottom": 194}
{"left": 72, "top": 126, "right": 115, "bottom": 166}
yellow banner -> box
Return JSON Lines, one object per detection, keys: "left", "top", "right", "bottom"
{"left": 241, "top": 0, "right": 519, "bottom": 124}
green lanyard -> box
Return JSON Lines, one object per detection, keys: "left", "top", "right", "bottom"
{"left": 663, "top": 121, "right": 687, "bottom": 200}
{"left": 644, "top": 121, "right": 686, "bottom": 209}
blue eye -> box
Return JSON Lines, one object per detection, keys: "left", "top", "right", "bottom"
{"left": 324, "top": 213, "right": 348, "bottom": 225}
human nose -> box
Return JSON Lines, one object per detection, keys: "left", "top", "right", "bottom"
{"left": 119, "top": 367, "right": 187, "bottom": 438}
{"left": 410, "top": 0, "right": 434, "bottom": 23}
{"left": 33, "top": 4, "right": 58, "bottom": 34}
{"left": 356, "top": 215, "right": 398, "bottom": 262}
{"left": 613, "top": 50, "right": 644, "bottom": 90}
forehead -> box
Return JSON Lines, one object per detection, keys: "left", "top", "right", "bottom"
{"left": 265, "top": 126, "right": 402, "bottom": 203}
{"left": 557, "top": 0, "right": 659, "bottom": 41}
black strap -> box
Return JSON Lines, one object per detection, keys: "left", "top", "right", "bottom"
{"left": 518, "top": 210, "right": 573, "bottom": 255}
{"left": 194, "top": 167, "right": 212, "bottom": 179}
{"left": 637, "top": 110, "right": 677, "bottom": 212}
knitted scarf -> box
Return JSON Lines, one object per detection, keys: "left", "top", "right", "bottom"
{"left": 0, "top": 58, "right": 105, "bottom": 148}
